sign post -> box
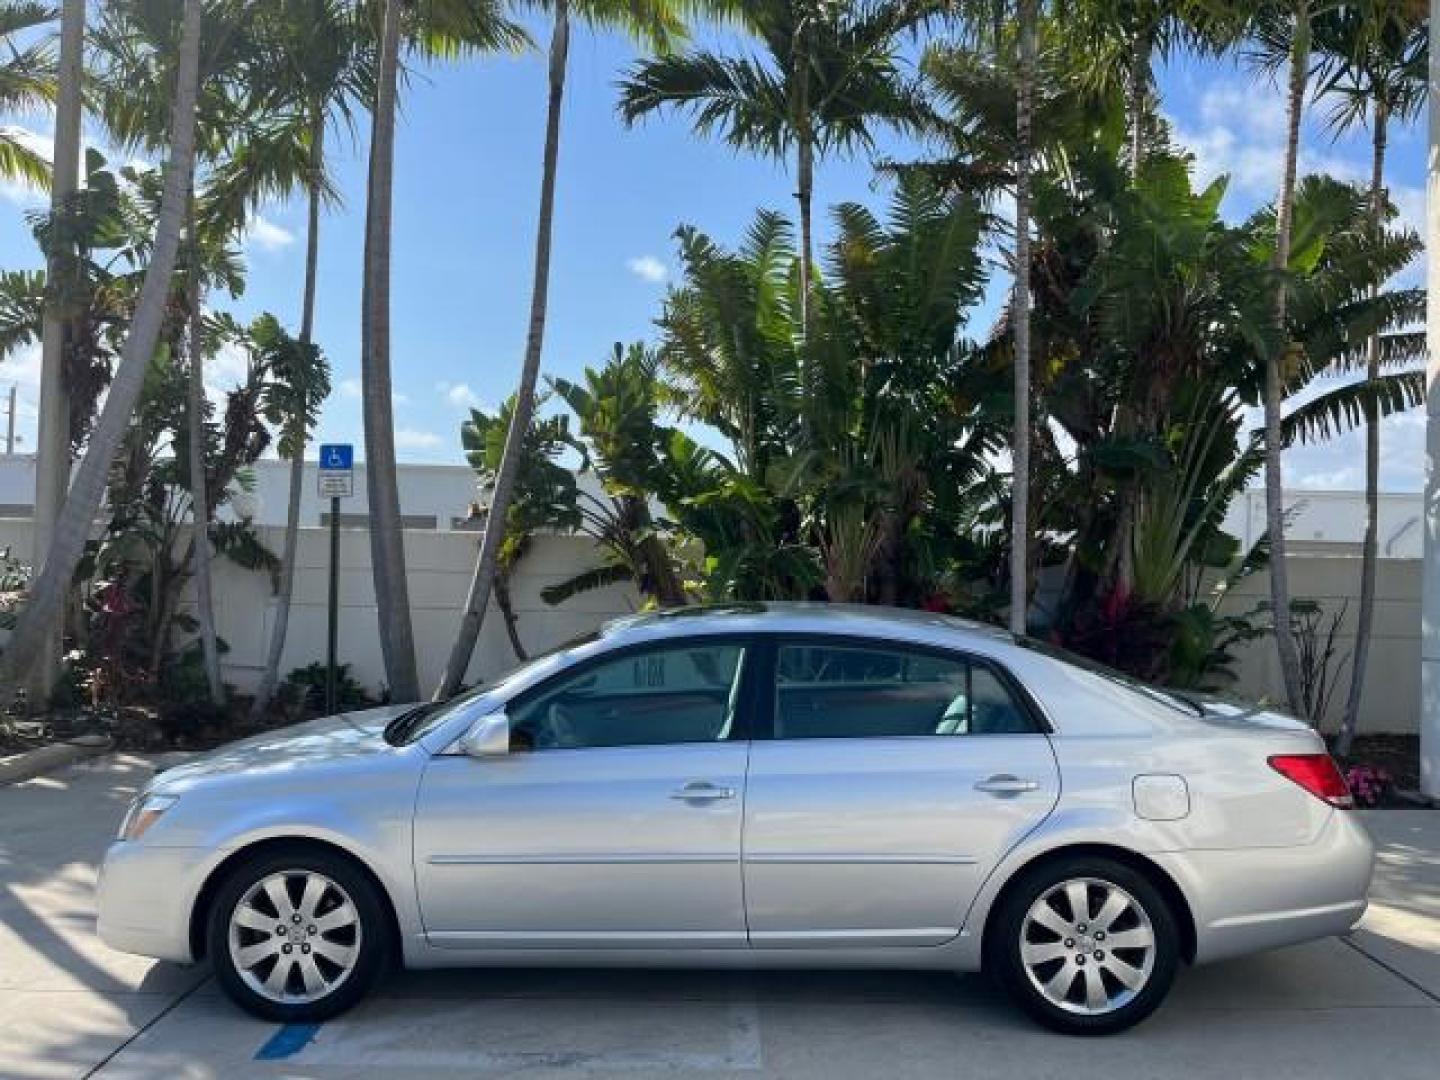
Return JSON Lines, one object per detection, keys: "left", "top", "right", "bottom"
{"left": 318, "top": 444, "right": 354, "bottom": 715}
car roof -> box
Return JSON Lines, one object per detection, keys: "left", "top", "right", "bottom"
{"left": 600, "top": 602, "right": 1017, "bottom": 654}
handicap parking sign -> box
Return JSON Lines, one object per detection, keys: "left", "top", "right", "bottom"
{"left": 318, "top": 443, "right": 354, "bottom": 498}
{"left": 320, "top": 444, "right": 353, "bottom": 471}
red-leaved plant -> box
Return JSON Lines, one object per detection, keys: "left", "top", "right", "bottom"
{"left": 1343, "top": 764, "right": 1393, "bottom": 808}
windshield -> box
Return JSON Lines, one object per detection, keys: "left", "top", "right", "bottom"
{"left": 1016, "top": 638, "right": 1205, "bottom": 717}
{"left": 383, "top": 631, "right": 602, "bottom": 746}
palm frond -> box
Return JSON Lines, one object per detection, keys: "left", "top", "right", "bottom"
{"left": 540, "top": 562, "right": 635, "bottom": 606}
{"left": 1282, "top": 371, "right": 1427, "bottom": 445}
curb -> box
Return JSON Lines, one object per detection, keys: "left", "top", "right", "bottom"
{"left": 1394, "top": 789, "right": 1438, "bottom": 809}
{"left": 0, "top": 737, "right": 113, "bottom": 787}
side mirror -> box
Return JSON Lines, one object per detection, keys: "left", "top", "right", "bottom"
{"left": 458, "top": 711, "right": 510, "bottom": 758}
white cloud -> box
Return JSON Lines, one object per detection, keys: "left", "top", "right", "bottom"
{"left": 394, "top": 428, "right": 442, "bottom": 450}
{"left": 245, "top": 215, "right": 295, "bottom": 253}
{"left": 337, "top": 378, "right": 409, "bottom": 407}
{"left": 1390, "top": 183, "right": 1426, "bottom": 239}
{"left": 1197, "top": 84, "right": 1288, "bottom": 142}
{"left": 205, "top": 340, "right": 251, "bottom": 395}
{"left": 626, "top": 255, "right": 669, "bottom": 283}
{"left": 1169, "top": 79, "right": 1366, "bottom": 199}
{"left": 1283, "top": 407, "right": 1426, "bottom": 492}
{"left": 436, "top": 380, "right": 479, "bottom": 408}
{"left": 1, "top": 343, "right": 41, "bottom": 388}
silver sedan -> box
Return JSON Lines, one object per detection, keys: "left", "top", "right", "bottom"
{"left": 97, "top": 603, "right": 1373, "bottom": 1035}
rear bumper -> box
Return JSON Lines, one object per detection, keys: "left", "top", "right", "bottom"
{"left": 96, "top": 841, "right": 207, "bottom": 964}
{"left": 1154, "top": 810, "right": 1374, "bottom": 964}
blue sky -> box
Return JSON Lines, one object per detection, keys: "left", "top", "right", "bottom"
{"left": 0, "top": 23, "right": 1428, "bottom": 491}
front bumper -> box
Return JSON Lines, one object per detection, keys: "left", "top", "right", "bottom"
{"left": 96, "top": 841, "right": 210, "bottom": 963}
{"left": 1153, "top": 809, "right": 1375, "bottom": 964}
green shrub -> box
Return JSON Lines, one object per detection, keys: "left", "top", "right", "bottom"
{"left": 283, "top": 662, "right": 375, "bottom": 715}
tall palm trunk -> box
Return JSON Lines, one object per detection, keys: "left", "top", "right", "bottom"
{"left": 250, "top": 108, "right": 324, "bottom": 722}
{"left": 1126, "top": 25, "right": 1149, "bottom": 177}
{"left": 1263, "top": 0, "right": 1310, "bottom": 715}
{"left": 495, "top": 559, "right": 528, "bottom": 662}
{"left": 0, "top": 0, "right": 202, "bottom": 691}
{"left": 361, "top": 0, "right": 420, "bottom": 701}
{"left": 796, "top": 131, "right": 814, "bottom": 341}
{"left": 435, "top": 0, "right": 571, "bottom": 699}
{"left": 1009, "top": 0, "right": 1036, "bottom": 636}
{"left": 186, "top": 194, "right": 223, "bottom": 705}
{"left": 1337, "top": 100, "right": 1389, "bottom": 757}
{"left": 792, "top": 13, "right": 814, "bottom": 410}
{"left": 29, "top": 0, "right": 85, "bottom": 706}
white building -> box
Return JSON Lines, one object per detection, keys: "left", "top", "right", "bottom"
{"left": 1221, "top": 489, "right": 1421, "bottom": 559}
{"left": 0, "top": 451, "right": 1416, "bottom": 547}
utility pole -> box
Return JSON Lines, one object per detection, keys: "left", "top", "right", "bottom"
{"left": 5, "top": 386, "right": 15, "bottom": 455}
{"left": 31, "top": 0, "right": 86, "bottom": 707}
{"left": 1422, "top": 0, "right": 1440, "bottom": 799}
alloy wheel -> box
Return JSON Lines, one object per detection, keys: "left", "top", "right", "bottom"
{"left": 227, "top": 870, "right": 363, "bottom": 1005}
{"left": 1019, "top": 876, "right": 1156, "bottom": 1015}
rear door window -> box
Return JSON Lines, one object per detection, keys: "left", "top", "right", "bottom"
{"left": 772, "top": 642, "right": 1038, "bottom": 739}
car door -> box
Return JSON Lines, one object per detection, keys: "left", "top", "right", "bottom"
{"left": 742, "top": 636, "right": 1060, "bottom": 947}
{"left": 414, "top": 637, "right": 757, "bottom": 949}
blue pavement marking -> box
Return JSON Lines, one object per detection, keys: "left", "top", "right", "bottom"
{"left": 255, "top": 1022, "right": 321, "bottom": 1060}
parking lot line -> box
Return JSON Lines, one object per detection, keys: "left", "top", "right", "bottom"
{"left": 254, "top": 1021, "right": 322, "bottom": 1060}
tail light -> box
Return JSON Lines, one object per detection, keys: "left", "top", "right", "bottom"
{"left": 1268, "top": 754, "right": 1354, "bottom": 808}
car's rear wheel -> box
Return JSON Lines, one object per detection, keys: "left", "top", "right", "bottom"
{"left": 988, "top": 855, "right": 1179, "bottom": 1035}
{"left": 207, "top": 848, "right": 390, "bottom": 1022}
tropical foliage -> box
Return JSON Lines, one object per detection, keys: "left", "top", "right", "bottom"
{"left": 0, "top": 0, "right": 1427, "bottom": 741}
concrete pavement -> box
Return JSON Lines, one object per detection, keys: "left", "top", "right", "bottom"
{"left": 1, "top": 755, "right": 1437, "bottom": 1079}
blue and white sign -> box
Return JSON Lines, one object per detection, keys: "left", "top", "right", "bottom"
{"left": 318, "top": 443, "right": 354, "bottom": 498}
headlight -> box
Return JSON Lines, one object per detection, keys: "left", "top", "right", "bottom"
{"left": 117, "top": 794, "right": 178, "bottom": 841}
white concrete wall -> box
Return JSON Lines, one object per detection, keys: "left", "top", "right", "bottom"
{"left": 212, "top": 526, "right": 640, "bottom": 695}
{"left": 0, "top": 512, "right": 1422, "bottom": 731}
{"left": 1218, "top": 557, "right": 1421, "bottom": 735}
{"left": 0, "top": 518, "right": 638, "bottom": 698}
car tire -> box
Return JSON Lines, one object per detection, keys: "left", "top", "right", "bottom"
{"left": 206, "top": 847, "right": 391, "bottom": 1022}
{"left": 987, "top": 855, "right": 1179, "bottom": 1036}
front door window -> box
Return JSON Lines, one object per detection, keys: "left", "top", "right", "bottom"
{"left": 509, "top": 642, "right": 746, "bottom": 750}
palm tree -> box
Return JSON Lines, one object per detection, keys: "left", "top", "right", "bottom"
{"left": 550, "top": 343, "right": 690, "bottom": 607}
{"left": 30, "top": 0, "right": 83, "bottom": 705}
{"left": 250, "top": 315, "right": 330, "bottom": 707}
{"left": 1069, "top": 0, "right": 1246, "bottom": 176}
{"left": 1309, "top": 0, "right": 1427, "bottom": 754}
{"left": 92, "top": 0, "right": 288, "bottom": 707}
{"left": 618, "top": 0, "right": 933, "bottom": 341}
{"left": 363, "top": 0, "right": 525, "bottom": 702}
{"left": 434, "top": 0, "right": 689, "bottom": 700}
{"left": 1010, "top": 0, "right": 1036, "bottom": 635}
{"left": 0, "top": 0, "right": 203, "bottom": 691}
{"left": 460, "top": 395, "right": 581, "bottom": 660}
{"left": 361, "top": 0, "right": 416, "bottom": 700}
{"left": 0, "top": 0, "right": 55, "bottom": 187}
{"left": 1251, "top": 0, "right": 1314, "bottom": 714}
{"left": 242, "top": 0, "right": 364, "bottom": 720}
{"left": 185, "top": 193, "right": 223, "bottom": 704}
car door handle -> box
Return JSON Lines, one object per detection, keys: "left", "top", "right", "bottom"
{"left": 975, "top": 774, "right": 1040, "bottom": 796}
{"left": 669, "top": 782, "right": 736, "bottom": 802}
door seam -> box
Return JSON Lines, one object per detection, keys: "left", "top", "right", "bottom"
{"left": 739, "top": 738, "right": 753, "bottom": 945}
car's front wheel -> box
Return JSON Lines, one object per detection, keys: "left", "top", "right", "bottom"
{"left": 207, "top": 847, "right": 390, "bottom": 1022}
{"left": 988, "top": 855, "right": 1179, "bottom": 1035}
